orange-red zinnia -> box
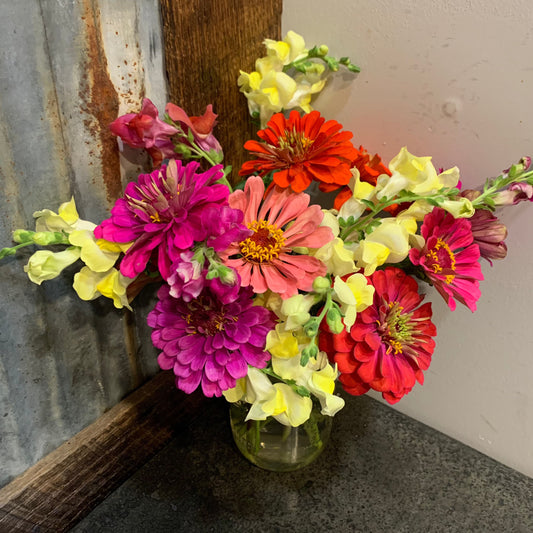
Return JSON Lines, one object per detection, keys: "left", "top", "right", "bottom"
{"left": 240, "top": 110, "right": 359, "bottom": 194}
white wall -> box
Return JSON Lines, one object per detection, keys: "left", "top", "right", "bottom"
{"left": 283, "top": 0, "right": 533, "bottom": 477}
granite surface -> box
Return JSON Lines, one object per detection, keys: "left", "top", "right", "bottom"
{"left": 72, "top": 394, "right": 533, "bottom": 533}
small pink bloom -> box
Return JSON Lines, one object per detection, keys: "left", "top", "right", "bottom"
{"left": 493, "top": 182, "right": 533, "bottom": 206}
{"left": 110, "top": 98, "right": 178, "bottom": 167}
{"left": 469, "top": 210, "right": 507, "bottom": 265}
{"left": 166, "top": 103, "right": 223, "bottom": 155}
{"left": 220, "top": 176, "right": 334, "bottom": 299}
{"left": 409, "top": 207, "right": 484, "bottom": 312}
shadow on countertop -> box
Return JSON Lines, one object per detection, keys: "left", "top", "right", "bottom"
{"left": 72, "top": 394, "right": 533, "bottom": 533}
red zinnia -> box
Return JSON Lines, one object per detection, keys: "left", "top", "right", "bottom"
{"left": 239, "top": 110, "right": 358, "bottom": 193}
{"left": 319, "top": 267, "right": 437, "bottom": 404}
{"left": 409, "top": 207, "right": 484, "bottom": 312}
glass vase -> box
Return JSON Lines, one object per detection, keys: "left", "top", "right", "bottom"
{"left": 229, "top": 400, "right": 332, "bottom": 472}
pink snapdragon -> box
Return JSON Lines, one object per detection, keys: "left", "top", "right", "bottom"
{"left": 166, "top": 103, "right": 223, "bottom": 157}
{"left": 109, "top": 98, "right": 178, "bottom": 167}
{"left": 493, "top": 182, "right": 533, "bottom": 206}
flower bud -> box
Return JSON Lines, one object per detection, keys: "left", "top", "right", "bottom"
{"left": 326, "top": 308, "right": 344, "bottom": 334}
{"left": 32, "top": 231, "right": 66, "bottom": 246}
{"left": 317, "top": 44, "right": 329, "bottom": 56}
{"left": 301, "top": 343, "right": 319, "bottom": 361}
{"left": 312, "top": 276, "right": 330, "bottom": 294}
{"left": 12, "top": 229, "right": 35, "bottom": 244}
{"left": 217, "top": 265, "right": 237, "bottom": 285}
{"left": 303, "top": 317, "right": 320, "bottom": 337}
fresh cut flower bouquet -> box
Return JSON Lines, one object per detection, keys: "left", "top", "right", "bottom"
{"left": 2, "top": 31, "right": 533, "bottom": 451}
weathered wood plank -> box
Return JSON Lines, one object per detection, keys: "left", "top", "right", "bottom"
{"left": 160, "top": 0, "right": 283, "bottom": 184}
{"left": 0, "top": 371, "right": 209, "bottom": 533}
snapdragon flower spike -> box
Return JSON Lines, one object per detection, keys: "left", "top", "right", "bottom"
{"left": 94, "top": 159, "right": 248, "bottom": 281}
{"left": 148, "top": 279, "right": 275, "bottom": 397}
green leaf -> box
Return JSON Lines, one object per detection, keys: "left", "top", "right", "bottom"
{"left": 359, "top": 199, "right": 375, "bottom": 209}
{"left": 294, "top": 385, "right": 311, "bottom": 398}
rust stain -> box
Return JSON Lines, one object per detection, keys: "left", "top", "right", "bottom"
{"left": 79, "top": 0, "right": 122, "bottom": 204}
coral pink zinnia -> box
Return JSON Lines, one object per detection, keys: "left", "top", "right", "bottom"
{"left": 409, "top": 207, "right": 484, "bottom": 312}
{"left": 148, "top": 278, "right": 275, "bottom": 397}
{"left": 239, "top": 110, "right": 359, "bottom": 193}
{"left": 94, "top": 159, "right": 248, "bottom": 281}
{"left": 221, "top": 176, "right": 334, "bottom": 298}
{"left": 319, "top": 267, "right": 437, "bottom": 404}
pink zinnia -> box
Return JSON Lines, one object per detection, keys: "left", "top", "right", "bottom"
{"left": 409, "top": 207, "right": 484, "bottom": 312}
{"left": 319, "top": 267, "right": 437, "bottom": 404}
{"left": 94, "top": 159, "right": 248, "bottom": 280}
{"left": 147, "top": 279, "right": 275, "bottom": 397}
{"left": 221, "top": 176, "right": 334, "bottom": 298}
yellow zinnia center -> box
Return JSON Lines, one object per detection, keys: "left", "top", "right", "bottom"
{"left": 240, "top": 220, "right": 285, "bottom": 263}
{"left": 427, "top": 238, "right": 456, "bottom": 284}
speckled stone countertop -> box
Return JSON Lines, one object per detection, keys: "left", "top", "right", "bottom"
{"left": 72, "top": 394, "right": 533, "bottom": 533}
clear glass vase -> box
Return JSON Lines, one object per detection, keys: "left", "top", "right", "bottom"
{"left": 229, "top": 401, "right": 332, "bottom": 472}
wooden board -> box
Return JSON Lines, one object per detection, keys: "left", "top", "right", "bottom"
{"left": 160, "top": 0, "right": 283, "bottom": 184}
{"left": 0, "top": 371, "right": 209, "bottom": 533}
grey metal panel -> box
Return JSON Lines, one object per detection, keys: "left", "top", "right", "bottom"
{"left": 0, "top": 0, "right": 167, "bottom": 487}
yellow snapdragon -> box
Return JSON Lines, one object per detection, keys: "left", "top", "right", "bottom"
{"left": 376, "top": 147, "right": 460, "bottom": 200}
{"left": 332, "top": 273, "right": 375, "bottom": 330}
{"left": 73, "top": 267, "right": 132, "bottom": 310}
{"left": 352, "top": 216, "right": 418, "bottom": 275}
{"left": 224, "top": 367, "right": 313, "bottom": 427}
{"left": 24, "top": 197, "right": 132, "bottom": 309}
{"left": 238, "top": 31, "right": 328, "bottom": 127}
{"left": 24, "top": 247, "right": 81, "bottom": 285}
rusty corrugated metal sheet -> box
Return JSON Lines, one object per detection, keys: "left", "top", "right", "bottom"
{"left": 0, "top": 0, "right": 166, "bottom": 487}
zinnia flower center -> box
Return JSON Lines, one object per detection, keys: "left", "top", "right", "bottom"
{"left": 239, "top": 220, "right": 285, "bottom": 263}
{"left": 426, "top": 238, "right": 456, "bottom": 284}
{"left": 377, "top": 301, "right": 414, "bottom": 355}
{"left": 278, "top": 130, "right": 314, "bottom": 162}
{"left": 183, "top": 298, "right": 236, "bottom": 336}
{"left": 125, "top": 173, "right": 183, "bottom": 224}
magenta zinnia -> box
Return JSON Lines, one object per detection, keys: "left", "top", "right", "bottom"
{"left": 409, "top": 207, "right": 484, "bottom": 312}
{"left": 94, "top": 159, "right": 247, "bottom": 281}
{"left": 319, "top": 267, "right": 437, "bottom": 404}
{"left": 147, "top": 279, "right": 275, "bottom": 397}
{"left": 221, "top": 176, "right": 334, "bottom": 298}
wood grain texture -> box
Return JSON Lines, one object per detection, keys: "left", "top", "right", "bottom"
{"left": 0, "top": 372, "right": 208, "bottom": 533}
{"left": 160, "top": 0, "right": 283, "bottom": 184}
